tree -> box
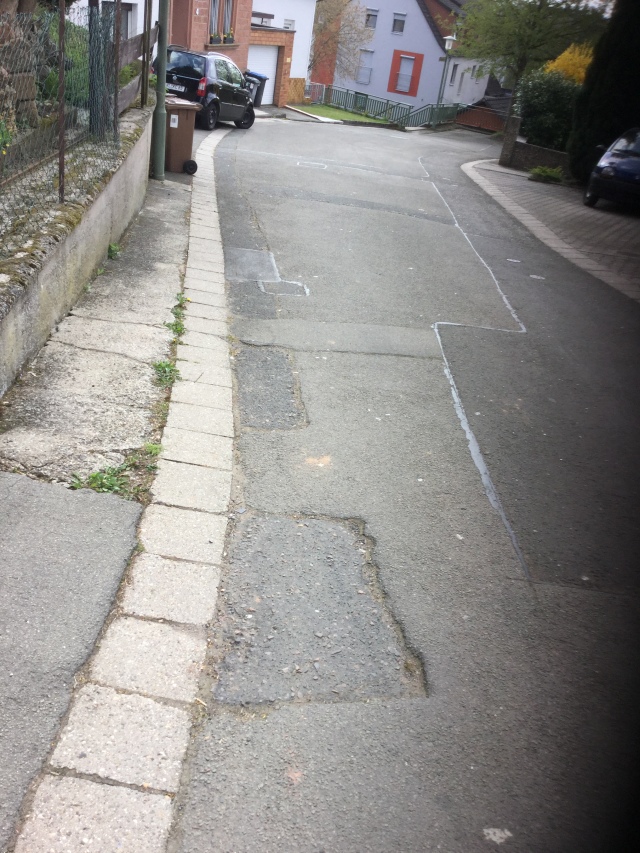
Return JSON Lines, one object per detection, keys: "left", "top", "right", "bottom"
{"left": 309, "top": 0, "right": 373, "bottom": 81}
{"left": 568, "top": 0, "right": 640, "bottom": 181}
{"left": 545, "top": 42, "right": 593, "bottom": 84}
{"left": 456, "top": 0, "right": 608, "bottom": 92}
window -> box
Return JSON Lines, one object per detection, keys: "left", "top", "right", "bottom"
{"left": 283, "top": 18, "right": 295, "bottom": 29}
{"left": 457, "top": 69, "right": 465, "bottom": 94}
{"left": 365, "top": 8, "right": 378, "bottom": 28}
{"left": 356, "top": 49, "right": 373, "bottom": 85}
{"left": 226, "top": 60, "right": 243, "bottom": 86}
{"left": 449, "top": 62, "right": 458, "bottom": 85}
{"left": 223, "top": 0, "right": 233, "bottom": 35}
{"left": 471, "top": 64, "right": 477, "bottom": 78}
{"left": 392, "top": 13, "right": 405, "bottom": 33}
{"left": 396, "top": 54, "right": 414, "bottom": 92}
{"left": 210, "top": 0, "right": 220, "bottom": 34}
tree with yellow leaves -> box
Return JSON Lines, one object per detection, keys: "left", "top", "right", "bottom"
{"left": 545, "top": 43, "right": 593, "bottom": 83}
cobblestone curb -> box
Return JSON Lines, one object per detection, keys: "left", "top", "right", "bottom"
{"left": 13, "top": 129, "right": 232, "bottom": 853}
{"left": 462, "top": 159, "right": 640, "bottom": 304}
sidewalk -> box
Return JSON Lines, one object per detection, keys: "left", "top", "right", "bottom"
{"left": 464, "top": 159, "right": 640, "bottom": 302}
{"left": 3, "top": 131, "right": 235, "bottom": 852}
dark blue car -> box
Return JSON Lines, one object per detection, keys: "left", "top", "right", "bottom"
{"left": 584, "top": 128, "right": 640, "bottom": 207}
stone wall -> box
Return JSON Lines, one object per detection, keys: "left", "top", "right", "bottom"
{"left": 0, "top": 104, "right": 154, "bottom": 399}
{"left": 500, "top": 115, "right": 570, "bottom": 174}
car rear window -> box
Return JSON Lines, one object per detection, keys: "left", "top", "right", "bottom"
{"left": 167, "top": 50, "right": 205, "bottom": 78}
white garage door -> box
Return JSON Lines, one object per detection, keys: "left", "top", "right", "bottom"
{"left": 247, "top": 44, "right": 278, "bottom": 105}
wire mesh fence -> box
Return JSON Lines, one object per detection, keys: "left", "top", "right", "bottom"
{"left": 0, "top": 5, "right": 152, "bottom": 262}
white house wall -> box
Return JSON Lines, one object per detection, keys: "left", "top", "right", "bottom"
{"left": 334, "top": 0, "right": 488, "bottom": 108}
{"left": 254, "top": 0, "right": 316, "bottom": 78}
{"left": 73, "top": 0, "right": 160, "bottom": 41}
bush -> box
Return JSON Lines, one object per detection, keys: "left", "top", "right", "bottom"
{"left": 545, "top": 43, "right": 593, "bottom": 85}
{"left": 515, "top": 70, "right": 580, "bottom": 152}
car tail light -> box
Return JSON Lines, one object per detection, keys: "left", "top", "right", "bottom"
{"left": 197, "top": 77, "right": 207, "bottom": 96}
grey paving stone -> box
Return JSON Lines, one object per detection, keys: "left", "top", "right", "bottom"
{"left": 15, "top": 776, "right": 173, "bottom": 853}
{"left": 139, "top": 504, "right": 227, "bottom": 564}
{"left": 152, "top": 458, "right": 231, "bottom": 513}
{"left": 122, "top": 553, "right": 221, "bottom": 624}
{"left": 51, "top": 684, "right": 190, "bottom": 790}
{"left": 184, "top": 288, "right": 226, "bottom": 308}
{"left": 161, "top": 426, "right": 233, "bottom": 470}
{"left": 171, "top": 380, "right": 232, "bottom": 410}
{"left": 185, "top": 301, "right": 227, "bottom": 321}
{"left": 184, "top": 315, "right": 227, "bottom": 337}
{"left": 166, "top": 401, "right": 234, "bottom": 437}
{"left": 190, "top": 224, "right": 221, "bottom": 240}
{"left": 189, "top": 236, "right": 224, "bottom": 256}
{"left": 177, "top": 360, "right": 233, "bottom": 387}
{"left": 181, "top": 331, "right": 228, "bottom": 353}
{"left": 91, "top": 616, "right": 206, "bottom": 702}
{"left": 176, "top": 342, "right": 229, "bottom": 367}
{"left": 183, "top": 275, "right": 225, "bottom": 295}
{"left": 187, "top": 258, "right": 225, "bottom": 275}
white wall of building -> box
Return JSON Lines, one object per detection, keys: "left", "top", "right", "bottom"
{"left": 441, "top": 57, "right": 488, "bottom": 106}
{"left": 253, "top": 0, "right": 316, "bottom": 78}
{"left": 73, "top": 0, "right": 160, "bottom": 41}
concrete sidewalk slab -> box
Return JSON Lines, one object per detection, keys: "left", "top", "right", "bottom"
{"left": 184, "top": 314, "right": 227, "bottom": 337}
{"left": 177, "top": 360, "right": 233, "bottom": 387}
{"left": 176, "top": 342, "right": 229, "bottom": 367}
{"left": 91, "top": 616, "right": 206, "bottom": 702}
{"left": 51, "top": 684, "right": 190, "bottom": 790}
{"left": 152, "top": 458, "right": 232, "bottom": 512}
{"left": 184, "top": 288, "right": 226, "bottom": 308}
{"left": 165, "top": 400, "right": 234, "bottom": 436}
{"left": 122, "top": 553, "right": 221, "bottom": 624}
{"left": 160, "top": 425, "right": 233, "bottom": 469}
{"left": 170, "top": 379, "right": 233, "bottom": 410}
{"left": 184, "top": 301, "right": 227, "bottom": 321}
{"left": 140, "top": 503, "right": 227, "bottom": 564}
{"left": 14, "top": 776, "right": 173, "bottom": 853}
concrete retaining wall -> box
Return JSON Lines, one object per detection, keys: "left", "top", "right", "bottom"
{"left": 0, "top": 107, "right": 153, "bottom": 399}
{"left": 500, "top": 115, "right": 570, "bottom": 174}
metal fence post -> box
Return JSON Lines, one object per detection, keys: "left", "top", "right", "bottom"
{"left": 113, "top": 0, "right": 121, "bottom": 138}
{"left": 58, "top": 0, "right": 65, "bottom": 203}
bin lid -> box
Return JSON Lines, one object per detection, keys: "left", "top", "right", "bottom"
{"left": 166, "top": 96, "right": 202, "bottom": 111}
{"left": 246, "top": 70, "right": 269, "bottom": 81}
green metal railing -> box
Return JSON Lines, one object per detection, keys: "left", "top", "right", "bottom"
{"left": 308, "top": 84, "right": 465, "bottom": 129}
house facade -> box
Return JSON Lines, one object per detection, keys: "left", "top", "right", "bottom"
{"left": 333, "top": 0, "right": 488, "bottom": 109}
{"left": 168, "top": 0, "right": 315, "bottom": 105}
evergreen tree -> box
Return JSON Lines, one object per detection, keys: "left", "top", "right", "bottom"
{"left": 568, "top": 0, "right": 640, "bottom": 181}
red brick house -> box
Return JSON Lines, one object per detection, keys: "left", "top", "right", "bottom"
{"left": 169, "top": 0, "right": 295, "bottom": 105}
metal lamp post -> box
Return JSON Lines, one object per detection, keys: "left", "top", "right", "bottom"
{"left": 432, "top": 34, "right": 456, "bottom": 128}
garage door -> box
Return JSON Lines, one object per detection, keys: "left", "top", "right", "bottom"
{"left": 247, "top": 44, "right": 278, "bottom": 105}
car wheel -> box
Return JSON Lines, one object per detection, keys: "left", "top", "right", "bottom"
{"left": 583, "top": 183, "right": 599, "bottom": 207}
{"left": 234, "top": 106, "right": 255, "bottom": 130}
{"left": 201, "top": 103, "right": 219, "bottom": 131}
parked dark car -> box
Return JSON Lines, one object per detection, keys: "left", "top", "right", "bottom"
{"left": 157, "top": 46, "right": 255, "bottom": 131}
{"left": 584, "top": 128, "right": 640, "bottom": 208}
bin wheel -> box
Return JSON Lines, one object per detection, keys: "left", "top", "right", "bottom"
{"left": 183, "top": 160, "right": 198, "bottom": 175}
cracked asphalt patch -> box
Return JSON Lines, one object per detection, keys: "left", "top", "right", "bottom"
{"left": 212, "top": 514, "right": 425, "bottom": 705}
{"left": 235, "top": 346, "right": 307, "bottom": 430}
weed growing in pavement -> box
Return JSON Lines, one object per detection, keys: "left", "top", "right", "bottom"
{"left": 71, "top": 465, "right": 129, "bottom": 494}
{"left": 165, "top": 317, "right": 185, "bottom": 337}
{"left": 107, "top": 243, "right": 120, "bottom": 259}
{"left": 70, "top": 443, "right": 166, "bottom": 503}
{"left": 153, "top": 360, "right": 181, "bottom": 386}
{"left": 528, "top": 166, "right": 563, "bottom": 183}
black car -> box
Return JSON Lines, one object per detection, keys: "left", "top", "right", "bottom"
{"left": 584, "top": 128, "right": 640, "bottom": 208}
{"left": 161, "top": 46, "right": 254, "bottom": 130}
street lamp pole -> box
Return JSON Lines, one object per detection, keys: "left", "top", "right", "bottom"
{"left": 432, "top": 34, "right": 456, "bottom": 128}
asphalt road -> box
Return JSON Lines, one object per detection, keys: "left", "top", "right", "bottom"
{"left": 171, "top": 122, "right": 640, "bottom": 852}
